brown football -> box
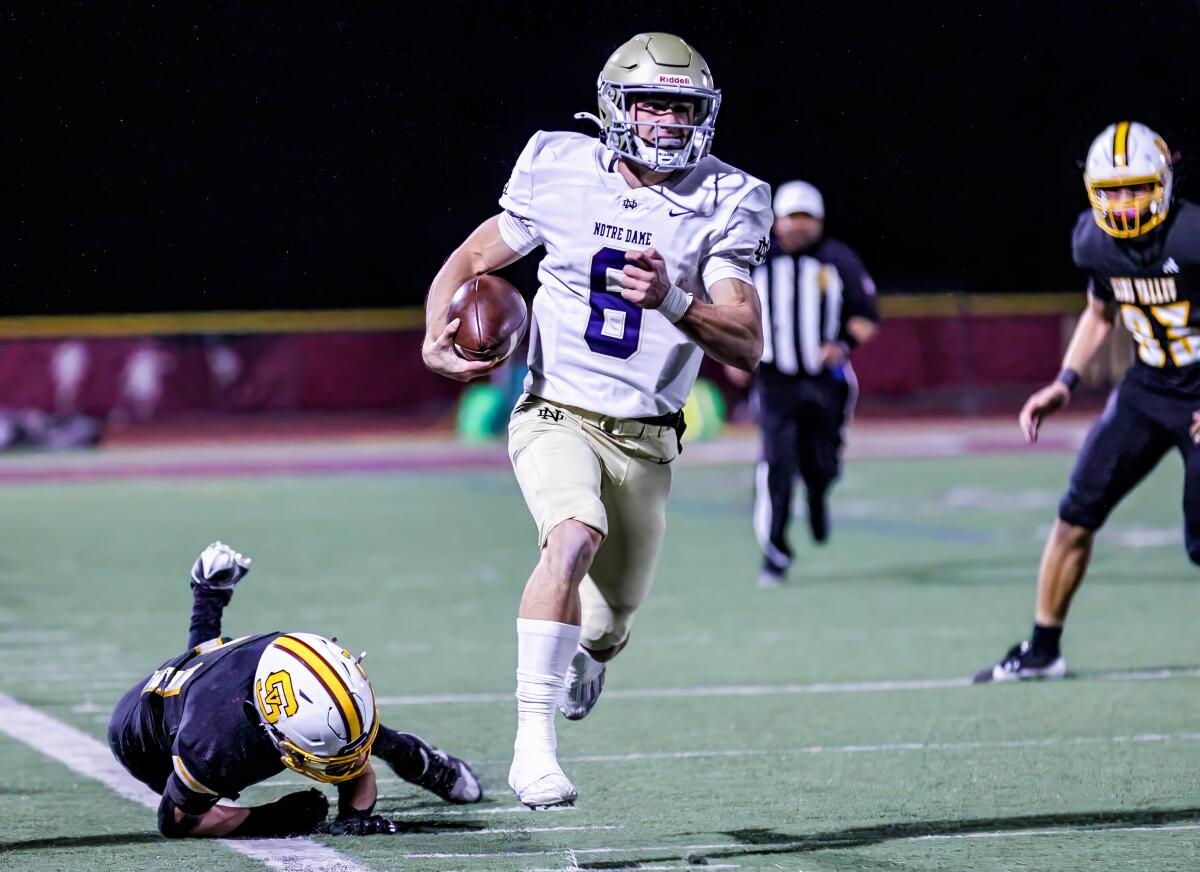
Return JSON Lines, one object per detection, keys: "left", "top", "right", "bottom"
{"left": 448, "top": 274, "right": 528, "bottom": 362}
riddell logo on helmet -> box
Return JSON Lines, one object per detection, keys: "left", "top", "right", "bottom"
{"left": 656, "top": 74, "right": 693, "bottom": 85}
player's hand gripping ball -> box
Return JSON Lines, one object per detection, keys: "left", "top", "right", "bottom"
{"left": 447, "top": 275, "right": 528, "bottom": 362}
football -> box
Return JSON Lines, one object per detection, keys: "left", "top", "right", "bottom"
{"left": 448, "top": 274, "right": 529, "bottom": 362}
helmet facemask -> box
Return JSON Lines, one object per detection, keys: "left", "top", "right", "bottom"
{"left": 594, "top": 81, "right": 721, "bottom": 171}
{"left": 262, "top": 704, "right": 380, "bottom": 784}
{"left": 1085, "top": 176, "right": 1170, "bottom": 238}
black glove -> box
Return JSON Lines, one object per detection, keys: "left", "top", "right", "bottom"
{"left": 329, "top": 808, "right": 398, "bottom": 836}
{"left": 232, "top": 789, "right": 328, "bottom": 837}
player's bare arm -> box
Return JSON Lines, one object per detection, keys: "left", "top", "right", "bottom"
{"left": 680, "top": 276, "right": 763, "bottom": 371}
{"left": 618, "top": 247, "right": 762, "bottom": 370}
{"left": 1191, "top": 410, "right": 1200, "bottom": 444}
{"left": 331, "top": 763, "right": 401, "bottom": 835}
{"left": 169, "top": 800, "right": 251, "bottom": 837}
{"left": 1019, "top": 293, "right": 1116, "bottom": 442}
{"left": 422, "top": 215, "right": 523, "bottom": 382}
{"left": 163, "top": 787, "right": 329, "bottom": 838}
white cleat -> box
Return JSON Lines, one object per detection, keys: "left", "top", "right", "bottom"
{"left": 559, "top": 649, "right": 606, "bottom": 721}
{"left": 508, "top": 753, "right": 578, "bottom": 809}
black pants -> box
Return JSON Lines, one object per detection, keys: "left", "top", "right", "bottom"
{"left": 1059, "top": 377, "right": 1200, "bottom": 565}
{"left": 108, "top": 681, "right": 173, "bottom": 793}
{"left": 754, "top": 366, "right": 853, "bottom": 569}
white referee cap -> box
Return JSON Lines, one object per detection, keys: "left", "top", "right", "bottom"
{"left": 773, "top": 180, "right": 825, "bottom": 220}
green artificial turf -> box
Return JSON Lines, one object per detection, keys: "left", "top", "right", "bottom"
{"left": 1, "top": 449, "right": 1197, "bottom": 870}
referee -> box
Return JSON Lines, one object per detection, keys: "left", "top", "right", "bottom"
{"left": 736, "top": 181, "right": 880, "bottom": 587}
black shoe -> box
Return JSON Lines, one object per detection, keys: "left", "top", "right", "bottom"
{"left": 383, "top": 734, "right": 483, "bottom": 804}
{"left": 807, "top": 492, "right": 829, "bottom": 543}
{"left": 972, "top": 640, "right": 1067, "bottom": 684}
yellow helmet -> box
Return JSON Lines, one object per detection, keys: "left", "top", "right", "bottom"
{"left": 576, "top": 32, "right": 720, "bottom": 171}
{"left": 1083, "top": 121, "right": 1174, "bottom": 238}
{"left": 253, "top": 633, "right": 379, "bottom": 784}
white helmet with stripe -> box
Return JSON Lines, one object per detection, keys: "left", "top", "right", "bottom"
{"left": 1084, "top": 121, "right": 1174, "bottom": 238}
{"left": 253, "top": 633, "right": 379, "bottom": 784}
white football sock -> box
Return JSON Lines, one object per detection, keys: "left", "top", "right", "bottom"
{"left": 514, "top": 618, "right": 581, "bottom": 757}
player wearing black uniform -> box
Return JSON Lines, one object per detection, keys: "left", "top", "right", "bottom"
{"left": 975, "top": 121, "right": 1200, "bottom": 683}
{"left": 108, "top": 542, "right": 482, "bottom": 838}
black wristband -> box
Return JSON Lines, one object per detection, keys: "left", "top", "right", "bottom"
{"left": 1056, "top": 368, "right": 1082, "bottom": 394}
{"left": 842, "top": 334, "right": 859, "bottom": 351}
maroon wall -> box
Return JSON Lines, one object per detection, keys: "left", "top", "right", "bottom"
{"left": 0, "top": 312, "right": 1075, "bottom": 419}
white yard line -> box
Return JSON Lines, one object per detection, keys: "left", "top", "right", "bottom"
{"left": 404, "top": 821, "right": 1200, "bottom": 861}
{"left": 910, "top": 823, "right": 1200, "bottom": 841}
{"left": 376, "top": 665, "right": 1200, "bottom": 707}
{"left": 419, "top": 825, "right": 619, "bottom": 837}
{"left": 526, "top": 867, "right": 740, "bottom": 872}
{"left": 0, "top": 691, "right": 373, "bottom": 872}
{"left": 243, "top": 731, "right": 1200, "bottom": 793}
{"left": 562, "top": 731, "right": 1200, "bottom": 763}
{"left": 391, "top": 805, "right": 566, "bottom": 817}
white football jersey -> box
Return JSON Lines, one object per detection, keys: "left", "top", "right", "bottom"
{"left": 498, "top": 131, "right": 771, "bottom": 418}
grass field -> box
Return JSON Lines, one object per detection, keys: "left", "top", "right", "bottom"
{"left": 1, "top": 432, "right": 1198, "bottom": 871}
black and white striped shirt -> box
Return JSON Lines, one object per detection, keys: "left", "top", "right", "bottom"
{"left": 753, "top": 237, "right": 879, "bottom": 377}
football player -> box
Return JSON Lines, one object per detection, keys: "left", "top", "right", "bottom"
{"left": 422, "top": 33, "right": 771, "bottom": 807}
{"left": 975, "top": 121, "right": 1200, "bottom": 683}
{"left": 107, "top": 542, "right": 482, "bottom": 838}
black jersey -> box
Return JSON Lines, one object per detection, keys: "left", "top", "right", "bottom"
{"left": 130, "top": 632, "right": 285, "bottom": 814}
{"left": 1073, "top": 199, "right": 1200, "bottom": 397}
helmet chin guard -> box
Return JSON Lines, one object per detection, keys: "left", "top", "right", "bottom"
{"left": 580, "top": 33, "right": 721, "bottom": 172}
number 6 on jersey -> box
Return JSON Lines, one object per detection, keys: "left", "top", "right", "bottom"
{"left": 585, "top": 247, "right": 643, "bottom": 359}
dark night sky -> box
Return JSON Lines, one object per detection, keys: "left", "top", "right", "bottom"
{"left": 6, "top": 1, "right": 1200, "bottom": 315}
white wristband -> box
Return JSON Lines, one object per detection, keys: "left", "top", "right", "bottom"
{"left": 659, "top": 284, "right": 694, "bottom": 324}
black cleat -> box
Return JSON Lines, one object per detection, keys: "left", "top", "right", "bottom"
{"left": 972, "top": 640, "right": 1066, "bottom": 684}
{"left": 383, "top": 734, "right": 483, "bottom": 804}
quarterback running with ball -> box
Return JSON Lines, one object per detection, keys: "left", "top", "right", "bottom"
{"left": 422, "top": 33, "right": 771, "bottom": 808}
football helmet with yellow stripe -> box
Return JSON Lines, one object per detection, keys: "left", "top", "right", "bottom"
{"left": 576, "top": 32, "right": 720, "bottom": 172}
{"left": 1084, "top": 121, "right": 1174, "bottom": 238}
{"left": 253, "top": 633, "right": 379, "bottom": 784}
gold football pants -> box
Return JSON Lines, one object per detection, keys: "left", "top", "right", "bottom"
{"left": 508, "top": 394, "right": 676, "bottom": 650}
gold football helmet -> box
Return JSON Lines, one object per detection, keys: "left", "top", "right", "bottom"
{"left": 576, "top": 32, "right": 720, "bottom": 171}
